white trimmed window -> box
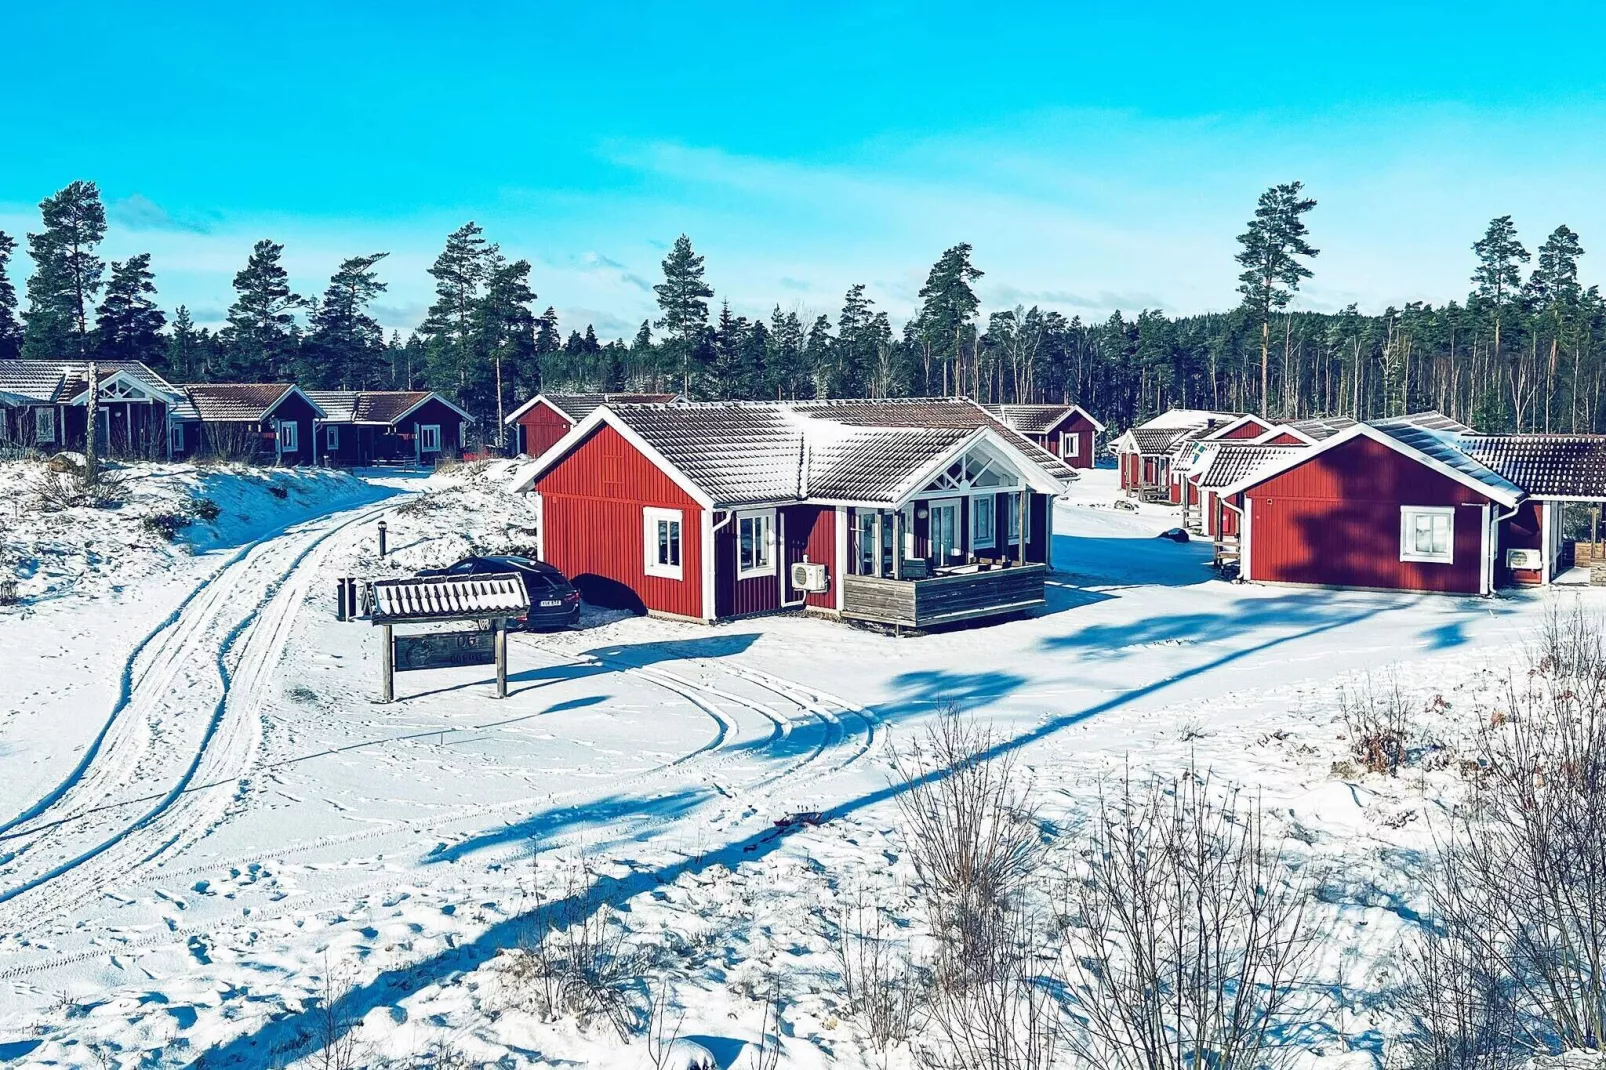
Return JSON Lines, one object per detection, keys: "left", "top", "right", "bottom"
{"left": 971, "top": 494, "right": 996, "bottom": 548}
{"left": 170, "top": 423, "right": 185, "bottom": 453}
{"left": 326, "top": 425, "right": 340, "bottom": 450}
{"left": 1060, "top": 431, "right": 1079, "bottom": 459}
{"left": 1006, "top": 495, "right": 1022, "bottom": 542}
{"left": 34, "top": 408, "right": 56, "bottom": 444}
{"left": 278, "top": 419, "right": 298, "bottom": 452}
{"left": 737, "top": 510, "right": 775, "bottom": 578}
{"left": 644, "top": 507, "right": 684, "bottom": 580}
{"left": 1400, "top": 506, "right": 1454, "bottom": 564}
{"left": 419, "top": 424, "right": 442, "bottom": 452}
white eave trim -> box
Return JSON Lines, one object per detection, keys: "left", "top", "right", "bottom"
{"left": 65, "top": 368, "right": 182, "bottom": 405}
{"left": 891, "top": 427, "right": 1067, "bottom": 507}
{"left": 391, "top": 392, "right": 474, "bottom": 426}
{"left": 1202, "top": 414, "right": 1275, "bottom": 442}
{"left": 1064, "top": 404, "right": 1106, "bottom": 433}
{"left": 509, "top": 406, "right": 716, "bottom": 508}
{"left": 503, "top": 393, "right": 571, "bottom": 426}
{"left": 1218, "top": 422, "right": 1524, "bottom": 508}
{"left": 1250, "top": 423, "right": 1320, "bottom": 446}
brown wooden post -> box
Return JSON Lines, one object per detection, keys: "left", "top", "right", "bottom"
{"left": 494, "top": 619, "right": 508, "bottom": 699}
{"left": 1017, "top": 489, "right": 1028, "bottom": 566}
{"left": 380, "top": 624, "right": 394, "bottom": 703}
{"left": 1594, "top": 505, "right": 1600, "bottom": 560}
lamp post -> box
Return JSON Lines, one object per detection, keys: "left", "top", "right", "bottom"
{"left": 378, "top": 520, "right": 388, "bottom": 559}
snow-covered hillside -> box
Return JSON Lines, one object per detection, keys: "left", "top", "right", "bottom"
{"left": 0, "top": 465, "right": 1593, "bottom": 1068}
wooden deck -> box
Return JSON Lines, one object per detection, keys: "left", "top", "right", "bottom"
{"left": 841, "top": 563, "right": 1048, "bottom": 630}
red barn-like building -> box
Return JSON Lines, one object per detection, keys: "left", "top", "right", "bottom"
{"left": 505, "top": 392, "right": 679, "bottom": 458}
{"left": 513, "top": 398, "right": 1075, "bottom": 627}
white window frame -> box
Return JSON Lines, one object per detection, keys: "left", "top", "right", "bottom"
{"left": 326, "top": 424, "right": 340, "bottom": 450}
{"left": 419, "top": 424, "right": 442, "bottom": 452}
{"left": 1400, "top": 505, "right": 1455, "bottom": 564}
{"left": 35, "top": 407, "right": 56, "bottom": 444}
{"left": 971, "top": 493, "right": 996, "bottom": 548}
{"left": 644, "top": 507, "right": 684, "bottom": 580}
{"left": 737, "top": 509, "right": 776, "bottom": 579}
{"left": 1060, "top": 431, "right": 1079, "bottom": 459}
{"left": 1006, "top": 495, "right": 1022, "bottom": 543}
{"left": 277, "top": 419, "right": 298, "bottom": 452}
{"left": 170, "top": 423, "right": 185, "bottom": 453}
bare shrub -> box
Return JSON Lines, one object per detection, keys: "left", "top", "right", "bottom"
{"left": 645, "top": 977, "right": 686, "bottom": 1070}
{"left": 892, "top": 707, "right": 1045, "bottom": 962}
{"left": 891, "top": 707, "right": 1059, "bottom": 1070}
{"left": 748, "top": 975, "right": 784, "bottom": 1070}
{"left": 1056, "top": 765, "right": 1319, "bottom": 1070}
{"left": 503, "top": 867, "right": 646, "bottom": 1039}
{"left": 919, "top": 897, "right": 1062, "bottom": 1070}
{"left": 34, "top": 465, "right": 125, "bottom": 510}
{"left": 1341, "top": 672, "right": 1413, "bottom": 776}
{"left": 308, "top": 959, "right": 362, "bottom": 1070}
{"left": 199, "top": 422, "right": 264, "bottom": 466}
{"left": 831, "top": 889, "right": 926, "bottom": 1053}
{"left": 1397, "top": 921, "right": 1523, "bottom": 1070}
{"left": 1418, "top": 603, "right": 1606, "bottom": 1057}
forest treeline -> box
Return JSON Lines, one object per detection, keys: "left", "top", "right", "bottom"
{"left": 1, "top": 179, "right": 1601, "bottom": 443}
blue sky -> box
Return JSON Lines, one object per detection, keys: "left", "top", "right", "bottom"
{"left": 4, "top": 1, "right": 1606, "bottom": 340}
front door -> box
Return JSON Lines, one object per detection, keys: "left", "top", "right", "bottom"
{"left": 929, "top": 498, "right": 961, "bottom": 566}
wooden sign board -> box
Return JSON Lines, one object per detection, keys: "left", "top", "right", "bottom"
{"left": 394, "top": 629, "right": 495, "bottom": 672}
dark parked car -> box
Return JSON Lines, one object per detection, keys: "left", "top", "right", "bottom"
{"left": 418, "top": 555, "right": 580, "bottom": 630}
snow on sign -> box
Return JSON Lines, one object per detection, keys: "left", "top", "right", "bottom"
{"left": 366, "top": 573, "right": 531, "bottom": 702}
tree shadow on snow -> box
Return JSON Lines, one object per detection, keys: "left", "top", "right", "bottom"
{"left": 423, "top": 788, "right": 712, "bottom": 864}
{"left": 186, "top": 597, "right": 1427, "bottom": 1069}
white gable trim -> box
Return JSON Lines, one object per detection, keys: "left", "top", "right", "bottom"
{"left": 504, "top": 393, "right": 574, "bottom": 426}
{"left": 509, "top": 406, "right": 716, "bottom": 508}
{"left": 390, "top": 391, "right": 473, "bottom": 427}
{"left": 1061, "top": 404, "right": 1106, "bottom": 433}
{"left": 891, "top": 428, "right": 1067, "bottom": 507}
{"left": 1219, "top": 422, "right": 1524, "bottom": 507}
{"left": 1203, "top": 414, "right": 1275, "bottom": 442}
{"left": 1251, "top": 423, "right": 1320, "bottom": 446}
{"left": 261, "top": 385, "right": 329, "bottom": 421}
{"left": 65, "top": 369, "right": 180, "bottom": 406}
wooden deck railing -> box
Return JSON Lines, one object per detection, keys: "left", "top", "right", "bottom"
{"left": 841, "top": 563, "right": 1048, "bottom": 630}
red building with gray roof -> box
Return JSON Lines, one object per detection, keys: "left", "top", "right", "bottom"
{"left": 512, "top": 398, "right": 1074, "bottom": 628}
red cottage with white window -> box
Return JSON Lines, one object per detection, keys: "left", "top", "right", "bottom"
{"left": 514, "top": 398, "right": 1074, "bottom": 628}
{"left": 985, "top": 404, "right": 1104, "bottom": 469}
{"left": 504, "top": 392, "right": 679, "bottom": 458}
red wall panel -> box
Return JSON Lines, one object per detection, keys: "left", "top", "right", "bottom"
{"left": 1220, "top": 418, "right": 1272, "bottom": 440}
{"left": 1245, "top": 435, "right": 1490, "bottom": 593}
{"left": 517, "top": 401, "right": 576, "bottom": 457}
{"left": 534, "top": 424, "right": 706, "bottom": 619}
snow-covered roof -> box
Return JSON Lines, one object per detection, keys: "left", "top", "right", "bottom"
{"left": 1456, "top": 435, "right": 1606, "bottom": 499}
{"left": 1195, "top": 444, "right": 1305, "bottom": 489}
{"left": 0, "top": 360, "right": 178, "bottom": 404}
{"left": 983, "top": 402, "right": 1105, "bottom": 435}
{"left": 177, "top": 384, "right": 327, "bottom": 423}
{"left": 512, "top": 397, "right": 1074, "bottom": 507}
{"left": 306, "top": 390, "right": 472, "bottom": 426}
{"left": 504, "top": 391, "right": 680, "bottom": 425}
{"left": 1138, "top": 408, "right": 1242, "bottom": 430}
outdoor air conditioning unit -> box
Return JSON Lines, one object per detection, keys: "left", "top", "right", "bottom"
{"left": 1506, "top": 547, "right": 1543, "bottom": 570}
{"left": 791, "top": 561, "right": 829, "bottom": 593}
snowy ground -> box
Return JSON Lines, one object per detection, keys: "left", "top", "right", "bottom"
{"left": 0, "top": 464, "right": 1586, "bottom": 1068}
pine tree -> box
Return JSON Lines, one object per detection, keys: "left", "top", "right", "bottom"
{"left": 708, "top": 302, "right": 748, "bottom": 400}
{"left": 22, "top": 180, "right": 107, "bottom": 358}
{"left": 1527, "top": 225, "right": 1584, "bottom": 430}
{"left": 420, "top": 222, "right": 495, "bottom": 397}
{"left": 917, "top": 244, "right": 984, "bottom": 397}
{"left": 1235, "top": 181, "right": 1319, "bottom": 417}
{"left": 222, "top": 239, "right": 305, "bottom": 380}
{"left": 305, "top": 253, "right": 388, "bottom": 388}
{"left": 653, "top": 234, "right": 714, "bottom": 395}
{"left": 474, "top": 256, "right": 537, "bottom": 439}
{"left": 0, "top": 230, "right": 21, "bottom": 360}
{"left": 1471, "top": 216, "right": 1532, "bottom": 427}
{"left": 768, "top": 307, "right": 807, "bottom": 399}
{"left": 94, "top": 253, "right": 167, "bottom": 363}
{"left": 166, "top": 306, "right": 200, "bottom": 381}
{"left": 630, "top": 320, "right": 654, "bottom": 390}
{"left": 804, "top": 314, "right": 834, "bottom": 398}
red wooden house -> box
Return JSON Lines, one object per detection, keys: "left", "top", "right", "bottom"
{"left": 1112, "top": 410, "right": 1241, "bottom": 498}
{"left": 985, "top": 404, "right": 1104, "bottom": 469}
{"left": 307, "top": 390, "right": 474, "bottom": 466}
{"left": 1215, "top": 414, "right": 1538, "bottom": 595}
{"left": 171, "top": 384, "right": 327, "bottom": 465}
{"left": 512, "top": 398, "right": 1074, "bottom": 629}
{"left": 504, "top": 392, "right": 678, "bottom": 458}
{"left": 0, "top": 360, "right": 182, "bottom": 456}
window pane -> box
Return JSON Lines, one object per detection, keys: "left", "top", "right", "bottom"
{"left": 668, "top": 521, "right": 680, "bottom": 566}
{"left": 1433, "top": 515, "right": 1451, "bottom": 554}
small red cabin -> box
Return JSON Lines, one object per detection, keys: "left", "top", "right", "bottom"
{"left": 986, "top": 404, "right": 1104, "bottom": 469}
{"left": 514, "top": 398, "right": 1073, "bottom": 627}
{"left": 505, "top": 392, "right": 678, "bottom": 458}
